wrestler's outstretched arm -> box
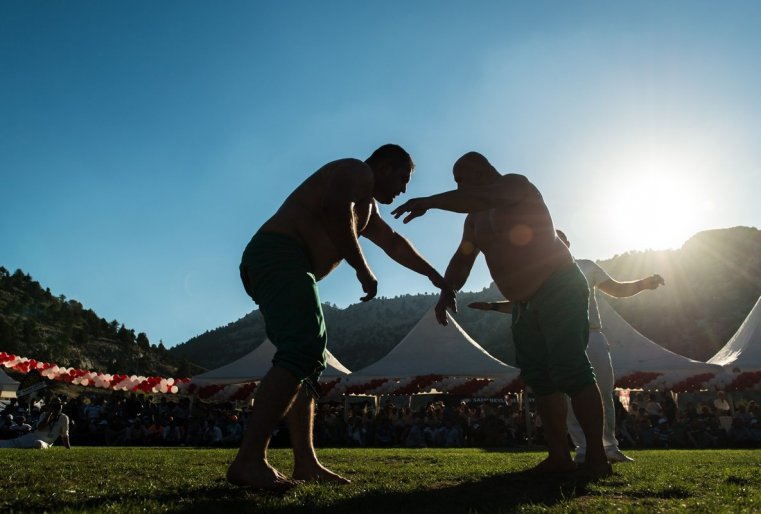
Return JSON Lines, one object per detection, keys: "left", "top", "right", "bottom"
{"left": 597, "top": 273, "right": 665, "bottom": 298}
{"left": 468, "top": 301, "right": 512, "bottom": 314}
{"left": 361, "top": 203, "right": 455, "bottom": 298}
{"left": 391, "top": 174, "right": 532, "bottom": 223}
{"left": 433, "top": 215, "right": 480, "bottom": 326}
{"left": 323, "top": 162, "right": 378, "bottom": 301}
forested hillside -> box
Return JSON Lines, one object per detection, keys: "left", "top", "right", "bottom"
{"left": 0, "top": 268, "right": 195, "bottom": 377}
{"left": 171, "top": 227, "right": 761, "bottom": 371}
{"left": 599, "top": 226, "right": 761, "bottom": 360}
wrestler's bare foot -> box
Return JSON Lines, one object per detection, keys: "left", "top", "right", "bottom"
{"left": 530, "top": 457, "right": 576, "bottom": 475}
{"left": 576, "top": 461, "right": 613, "bottom": 479}
{"left": 226, "top": 459, "right": 298, "bottom": 491}
{"left": 292, "top": 463, "right": 350, "bottom": 484}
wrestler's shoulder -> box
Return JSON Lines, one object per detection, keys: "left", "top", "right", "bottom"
{"left": 321, "top": 157, "right": 371, "bottom": 173}
{"left": 495, "top": 172, "right": 531, "bottom": 186}
{"left": 320, "top": 159, "right": 373, "bottom": 190}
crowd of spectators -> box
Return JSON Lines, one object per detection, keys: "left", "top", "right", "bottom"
{"left": 2, "top": 390, "right": 761, "bottom": 450}
{"left": 614, "top": 391, "right": 761, "bottom": 449}
{"left": 314, "top": 396, "right": 525, "bottom": 448}
{"left": 1, "top": 392, "right": 245, "bottom": 448}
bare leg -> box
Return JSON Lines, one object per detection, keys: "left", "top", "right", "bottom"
{"left": 569, "top": 383, "right": 609, "bottom": 471}
{"left": 289, "top": 389, "right": 350, "bottom": 483}
{"left": 534, "top": 392, "right": 575, "bottom": 473}
{"left": 226, "top": 365, "right": 301, "bottom": 489}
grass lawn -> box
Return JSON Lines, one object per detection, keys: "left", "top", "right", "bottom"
{"left": 2, "top": 448, "right": 761, "bottom": 513}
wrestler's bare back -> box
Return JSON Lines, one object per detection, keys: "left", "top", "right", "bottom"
{"left": 258, "top": 158, "right": 375, "bottom": 280}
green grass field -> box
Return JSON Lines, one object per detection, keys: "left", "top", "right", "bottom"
{"left": 2, "top": 448, "right": 761, "bottom": 513}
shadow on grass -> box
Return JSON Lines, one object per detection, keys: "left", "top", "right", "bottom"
{"left": 176, "top": 470, "right": 597, "bottom": 514}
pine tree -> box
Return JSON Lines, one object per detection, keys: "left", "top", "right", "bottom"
{"left": 136, "top": 332, "right": 150, "bottom": 351}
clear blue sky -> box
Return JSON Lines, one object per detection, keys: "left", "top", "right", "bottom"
{"left": 2, "top": 1, "right": 760, "bottom": 348}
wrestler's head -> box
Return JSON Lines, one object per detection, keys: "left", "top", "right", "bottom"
{"left": 367, "top": 144, "right": 415, "bottom": 204}
{"left": 452, "top": 152, "right": 500, "bottom": 189}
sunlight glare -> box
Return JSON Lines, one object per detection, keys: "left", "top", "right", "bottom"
{"left": 601, "top": 161, "right": 710, "bottom": 251}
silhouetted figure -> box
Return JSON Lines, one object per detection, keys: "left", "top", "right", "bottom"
{"left": 392, "top": 152, "right": 609, "bottom": 477}
{"left": 471, "top": 230, "right": 664, "bottom": 464}
{"left": 227, "top": 144, "right": 453, "bottom": 490}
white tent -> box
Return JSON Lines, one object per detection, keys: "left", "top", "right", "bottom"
{"left": 351, "top": 308, "right": 519, "bottom": 379}
{"left": 707, "top": 295, "right": 761, "bottom": 391}
{"left": 191, "top": 339, "right": 351, "bottom": 385}
{"left": 598, "top": 297, "right": 726, "bottom": 390}
{"left": 0, "top": 367, "right": 20, "bottom": 399}
{"left": 708, "top": 296, "right": 761, "bottom": 369}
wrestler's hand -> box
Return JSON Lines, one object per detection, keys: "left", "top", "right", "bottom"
{"left": 391, "top": 197, "right": 432, "bottom": 224}
{"left": 468, "top": 302, "right": 491, "bottom": 311}
{"left": 435, "top": 288, "right": 457, "bottom": 326}
{"left": 643, "top": 274, "right": 665, "bottom": 290}
{"left": 357, "top": 268, "right": 378, "bottom": 302}
{"left": 428, "top": 272, "right": 453, "bottom": 293}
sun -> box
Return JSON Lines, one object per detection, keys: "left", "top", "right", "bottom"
{"left": 601, "top": 165, "right": 711, "bottom": 251}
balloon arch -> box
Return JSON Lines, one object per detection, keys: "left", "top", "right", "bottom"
{"left": 3, "top": 351, "right": 754, "bottom": 404}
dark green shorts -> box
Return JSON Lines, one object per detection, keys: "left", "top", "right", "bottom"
{"left": 511, "top": 264, "right": 594, "bottom": 397}
{"left": 240, "top": 232, "right": 327, "bottom": 388}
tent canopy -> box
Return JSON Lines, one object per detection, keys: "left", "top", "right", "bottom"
{"left": 599, "top": 297, "right": 723, "bottom": 376}
{"left": 351, "top": 308, "right": 519, "bottom": 379}
{"left": 0, "top": 367, "right": 20, "bottom": 399}
{"left": 191, "top": 339, "right": 351, "bottom": 385}
{"left": 708, "top": 296, "right": 761, "bottom": 370}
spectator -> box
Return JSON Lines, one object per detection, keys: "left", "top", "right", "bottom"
{"left": 210, "top": 421, "right": 223, "bottom": 446}
{"left": 727, "top": 417, "right": 752, "bottom": 446}
{"left": 0, "top": 397, "right": 70, "bottom": 449}
{"left": 223, "top": 415, "right": 244, "bottom": 446}
{"left": 1, "top": 414, "right": 16, "bottom": 439}
{"left": 713, "top": 391, "right": 731, "bottom": 416}
{"left": 125, "top": 419, "right": 148, "bottom": 445}
{"left": 372, "top": 413, "right": 394, "bottom": 447}
{"left": 347, "top": 416, "right": 366, "bottom": 446}
{"left": 162, "top": 417, "right": 184, "bottom": 445}
{"left": 124, "top": 393, "right": 143, "bottom": 421}
{"left": 652, "top": 418, "right": 673, "bottom": 449}
{"left": 749, "top": 418, "right": 761, "bottom": 444}
{"left": 11, "top": 415, "right": 33, "bottom": 436}
{"left": 444, "top": 420, "right": 464, "bottom": 447}
{"left": 185, "top": 417, "right": 204, "bottom": 447}
{"left": 404, "top": 416, "right": 426, "bottom": 448}
{"left": 645, "top": 394, "right": 663, "bottom": 426}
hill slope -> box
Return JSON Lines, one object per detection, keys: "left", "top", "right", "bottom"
{"left": 0, "top": 268, "right": 193, "bottom": 376}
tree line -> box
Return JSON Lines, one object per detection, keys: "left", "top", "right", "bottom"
{"left": 0, "top": 267, "right": 197, "bottom": 377}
